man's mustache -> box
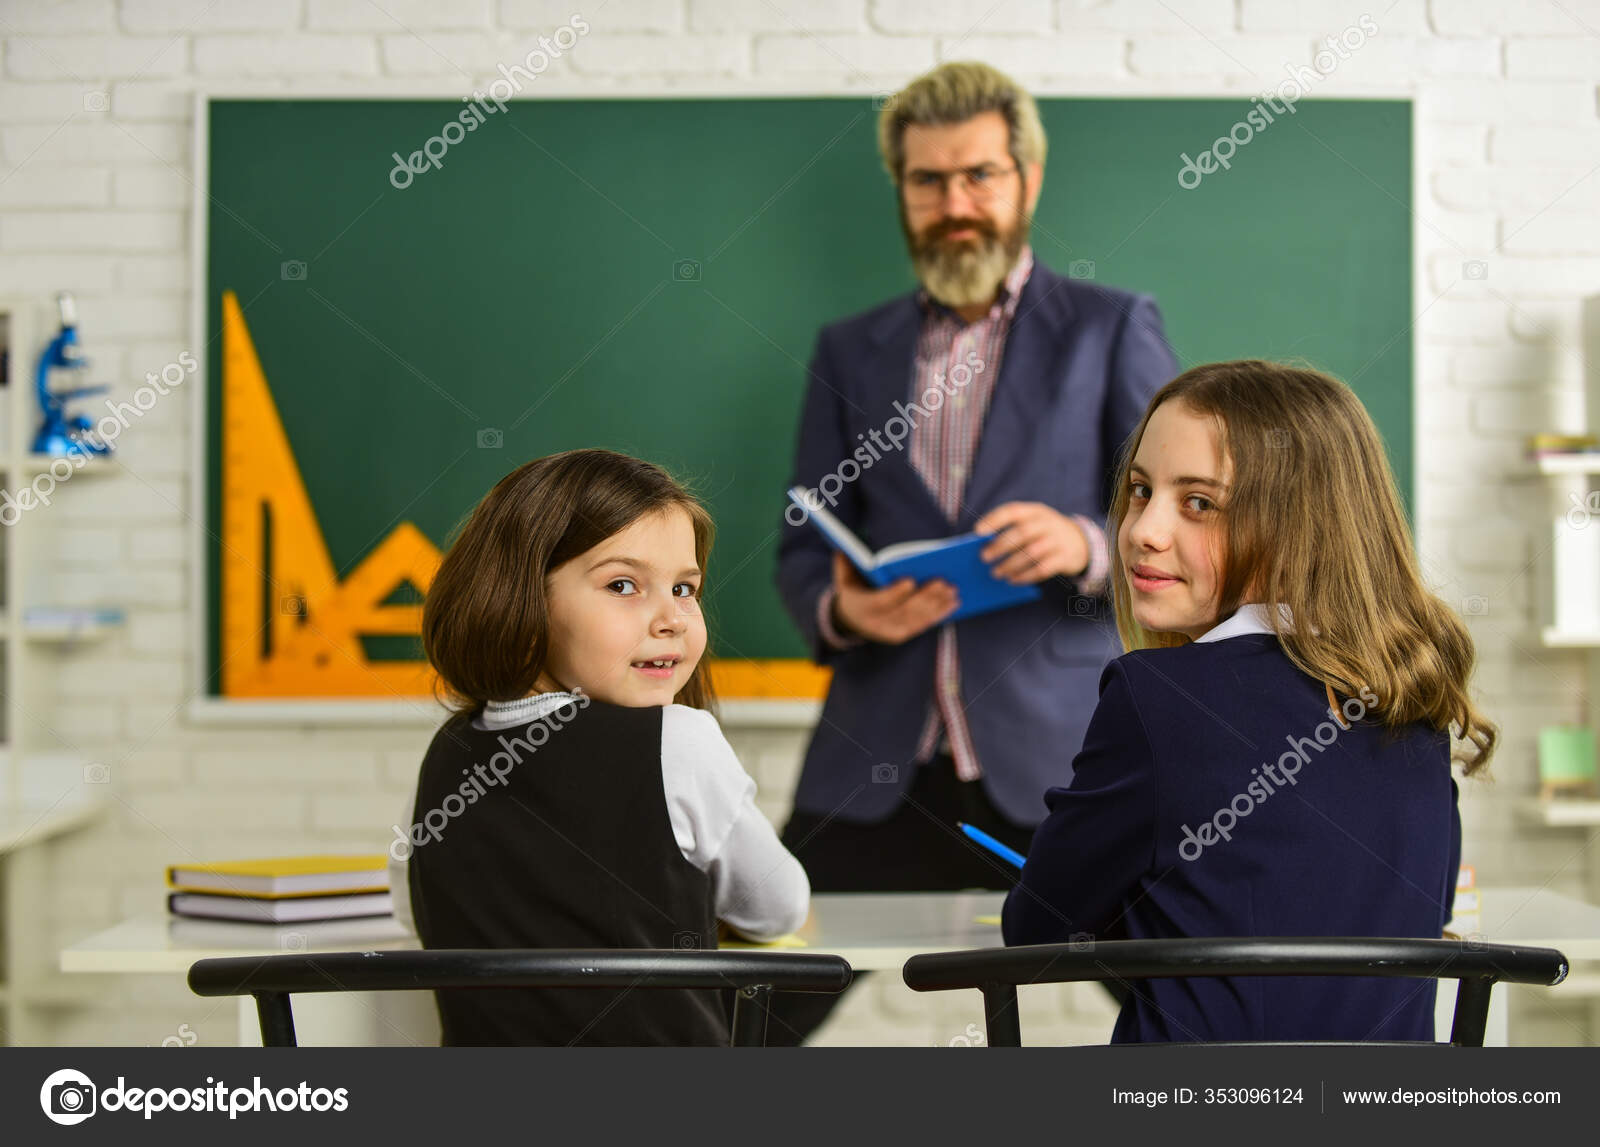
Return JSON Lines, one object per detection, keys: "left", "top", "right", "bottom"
{"left": 920, "top": 217, "right": 999, "bottom": 245}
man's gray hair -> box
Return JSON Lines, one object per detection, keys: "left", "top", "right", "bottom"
{"left": 877, "top": 61, "right": 1048, "bottom": 183}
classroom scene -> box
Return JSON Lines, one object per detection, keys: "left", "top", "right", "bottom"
{"left": 1, "top": 0, "right": 1599, "bottom": 1065}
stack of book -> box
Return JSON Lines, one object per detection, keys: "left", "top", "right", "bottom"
{"left": 166, "top": 854, "right": 392, "bottom": 924}
{"left": 1527, "top": 432, "right": 1600, "bottom": 461}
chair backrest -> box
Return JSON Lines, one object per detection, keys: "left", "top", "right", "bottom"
{"left": 189, "top": 948, "right": 854, "bottom": 1047}
{"left": 902, "top": 936, "right": 1569, "bottom": 1046}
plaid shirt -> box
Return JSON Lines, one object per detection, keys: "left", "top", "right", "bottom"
{"left": 818, "top": 247, "right": 1110, "bottom": 781}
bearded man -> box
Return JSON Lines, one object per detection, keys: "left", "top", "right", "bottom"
{"left": 774, "top": 62, "right": 1179, "bottom": 927}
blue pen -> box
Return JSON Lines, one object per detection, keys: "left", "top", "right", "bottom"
{"left": 958, "top": 821, "right": 1026, "bottom": 868}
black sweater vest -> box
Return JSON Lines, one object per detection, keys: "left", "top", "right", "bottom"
{"left": 406, "top": 698, "right": 729, "bottom": 1045}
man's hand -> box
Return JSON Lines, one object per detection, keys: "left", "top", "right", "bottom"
{"left": 830, "top": 551, "right": 959, "bottom": 644}
{"left": 975, "top": 502, "right": 1089, "bottom": 584}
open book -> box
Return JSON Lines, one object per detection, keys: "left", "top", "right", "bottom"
{"left": 787, "top": 486, "right": 1041, "bottom": 623}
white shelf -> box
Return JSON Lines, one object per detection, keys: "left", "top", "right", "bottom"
{"left": 23, "top": 619, "right": 122, "bottom": 644}
{"left": 0, "top": 454, "right": 117, "bottom": 477}
{"left": 1527, "top": 454, "right": 1600, "bottom": 477}
{"left": 0, "top": 797, "right": 107, "bottom": 855}
{"left": 0, "top": 297, "right": 138, "bottom": 1043}
{"left": 1540, "top": 627, "right": 1600, "bottom": 648}
{"left": 1518, "top": 798, "right": 1600, "bottom": 828}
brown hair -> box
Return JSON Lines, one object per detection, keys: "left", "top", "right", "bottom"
{"left": 877, "top": 60, "right": 1047, "bottom": 184}
{"left": 1108, "top": 360, "right": 1497, "bottom": 775}
{"left": 423, "top": 448, "right": 718, "bottom": 716}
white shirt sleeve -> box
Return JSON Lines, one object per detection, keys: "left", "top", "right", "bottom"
{"left": 659, "top": 704, "right": 810, "bottom": 941}
{"left": 388, "top": 789, "right": 417, "bottom": 936}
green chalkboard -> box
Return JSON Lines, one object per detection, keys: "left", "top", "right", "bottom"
{"left": 205, "top": 96, "right": 1411, "bottom": 691}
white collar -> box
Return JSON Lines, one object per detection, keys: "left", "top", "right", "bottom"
{"left": 477, "top": 691, "right": 583, "bottom": 731}
{"left": 1193, "top": 602, "right": 1286, "bottom": 644}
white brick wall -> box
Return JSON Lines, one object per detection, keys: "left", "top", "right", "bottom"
{"left": 1, "top": 0, "right": 1595, "bottom": 1048}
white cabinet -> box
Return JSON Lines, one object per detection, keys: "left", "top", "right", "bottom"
{"left": 0, "top": 296, "right": 113, "bottom": 1044}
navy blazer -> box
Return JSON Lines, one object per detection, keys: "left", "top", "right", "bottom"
{"left": 1003, "top": 631, "right": 1462, "bottom": 1043}
{"left": 775, "top": 259, "right": 1178, "bottom": 825}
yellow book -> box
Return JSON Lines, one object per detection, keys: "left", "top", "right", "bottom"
{"left": 167, "top": 854, "right": 388, "bottom": 899}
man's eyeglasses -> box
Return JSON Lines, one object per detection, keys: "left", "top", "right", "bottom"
{"left": 902, "top": 162, "right": 1019, "bottom": 206}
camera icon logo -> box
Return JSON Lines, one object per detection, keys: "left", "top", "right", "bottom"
{"left": 1069, "top": 596, "right": 1101, "bottom": 618}
{"left": 1067, "top": 259, "right": 1096, "bottom": 280}
{"left": 281, "top": 259, "right": 308, "bottom": 281}
{"left": 672, "top": 258, "right": 702, "bottom": 282}
{"left": 1068, "top": 932, "right": 1094, "bottom": 951}
{"left": 872, "top": 763, "right": 898, "bottom": 784}
{"left": 1461, "top": 595, "right": 1489, "bottom": 616}
{"left": 871, "top": 93, "right": 897, "bottom": 111}
{"left": 83, "top": 90, "right": 109, "bottom": 112}
{"left": 280, "top": 593, "right": 305, "bottom": 617}
{"left": 1268, "top": 428, "right": 1291, "bottom": 449}
{"left": 672, "top": 930, "right": 701, "bottom": 950}
{"left": 1462, "top": 260, "right": 1488, "bottom": 281}
{"left": 476, "top": 427, "right": 503, "bottom": 449}
{"left": 83, "top": 763, "right": 111, "bottom": 784}
{"left": 40, "top": 1068, "right": 97, "bottom": 1125}
{"left": 281, "top": 931, "right": 308, "bottom": 951}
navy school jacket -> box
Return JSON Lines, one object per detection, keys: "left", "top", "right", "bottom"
{"left": 1003, "top": 628, "right": 1461, "bottom": 1043}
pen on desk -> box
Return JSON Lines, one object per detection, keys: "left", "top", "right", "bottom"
{"left": 958, "top": 821, "right": 1026, "bottom": 868}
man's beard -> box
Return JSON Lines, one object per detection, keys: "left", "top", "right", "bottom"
{"left": 901, "top": 203, "right": 1029, "bottom": 309}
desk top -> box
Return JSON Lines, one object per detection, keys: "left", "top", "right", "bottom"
{"left": 1448, "top": 884, "right": 1600, "bottom": 960}
{"left": 59, "top": 885, "right": 1600, "bottom": 976}
{"left": 59, "top": 892, "right": 1007, "bottom": 975}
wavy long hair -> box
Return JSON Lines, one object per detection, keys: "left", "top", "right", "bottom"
{"left": 423, "top": 448, "right": 718, "bottom": 717}
{"left": 1108, "top": 360, "right": 1495, "bottom": 774}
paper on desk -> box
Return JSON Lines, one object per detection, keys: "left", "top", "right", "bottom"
{"left": 719, "top": 933, "right": 808, "bottom": 949}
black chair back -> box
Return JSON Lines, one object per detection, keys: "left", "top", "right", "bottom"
{"left": 190, "top": 948, "right": 853, "bottom": 1046}
{"left": 902, "top": 936, "right": 1569, "bottom": 1046}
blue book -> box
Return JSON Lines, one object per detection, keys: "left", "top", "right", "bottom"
{"left": 787, "top": 485, "right": 1041, "bottom": 623}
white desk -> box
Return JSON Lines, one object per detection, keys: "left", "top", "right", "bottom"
{"left": 60, "top": 892, "right": 1005, "bottom": 1045}
{"left": 59, "top": 891, "right": 1004, "bottom": 976}
{"left": 1448, "top": 884, "right": 1600, "bottom": 960}
{"left": 60, "top": 887, "right": 1598, "bottom": 1046}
